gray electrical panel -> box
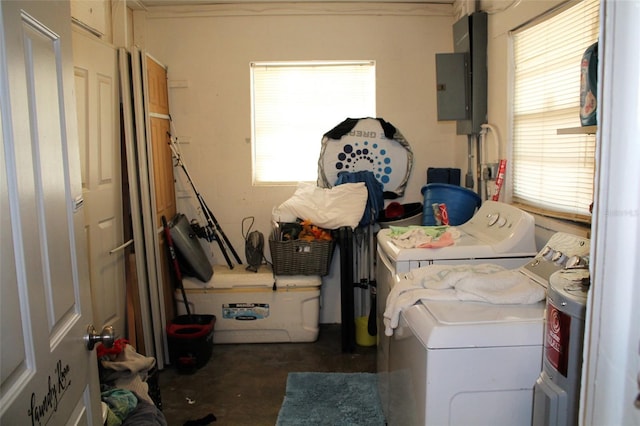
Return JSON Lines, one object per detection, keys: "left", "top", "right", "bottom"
{"left": 436, "top": 52, "right": 470, "bottom": 121}
{"left": 436, "top": 11, "right": 487, "bottom": 135}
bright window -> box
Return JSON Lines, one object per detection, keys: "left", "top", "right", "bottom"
{"left": 250, "top": 61, "right": 376, "bottom": 185}
{"left": 511, "top": 0, "right": 599, "bottom": 222}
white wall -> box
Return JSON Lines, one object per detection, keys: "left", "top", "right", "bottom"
{"left": 134, "top": 2, "right": 464, "bottom": 322}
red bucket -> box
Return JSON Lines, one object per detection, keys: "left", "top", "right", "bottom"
{"left": 167, "top": 314, "right": 216, "bottom": 373}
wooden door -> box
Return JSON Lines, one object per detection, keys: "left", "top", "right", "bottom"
{"left": 128, "top": 49, "right": 177, "bottom": 366}
{"left": 145, "top": 54, "right": 177, "bottom": 333}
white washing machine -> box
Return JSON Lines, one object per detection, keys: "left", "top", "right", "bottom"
{"left": 376, "top": 201, "right": 537, "bottom": 419}
{"left": 384, "top": 232, "right": 590, "bottom": 426}
{"left": 377, "top": 200, "right": 537, "bottom": 275}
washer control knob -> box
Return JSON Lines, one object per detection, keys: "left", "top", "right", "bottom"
{"left": 541, "top": 246, "right": 554, "bottom": 260}
{"left": 566, "top": 255, "right": 588, "bottom": 269}
{"left": 487, "top": 213, "right": 499, "bottom": 226}
{"left": 552, "top": 251, "right": 568, "bottom": 266}
{"left": 496, "top": 216, "right": 508, "bottom": 227}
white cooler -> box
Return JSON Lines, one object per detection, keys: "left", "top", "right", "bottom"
{"left": 174, "top": 265, "right": 322, "bottom": 344}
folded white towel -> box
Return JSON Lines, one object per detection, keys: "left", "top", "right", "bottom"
{"left": 383, "top": 263, "right": 545, "bottom": 337}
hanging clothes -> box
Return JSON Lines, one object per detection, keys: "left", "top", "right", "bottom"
{"left": 335, "top": 170, "right": 384, "bottom": 228}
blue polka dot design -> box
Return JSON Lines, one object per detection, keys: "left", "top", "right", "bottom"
{"left": 335, "top": 141, "right": 392, "bottom": 184}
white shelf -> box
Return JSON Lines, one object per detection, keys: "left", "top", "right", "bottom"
{"left": 557, "top": 125, "right": 597, "bottom": 135}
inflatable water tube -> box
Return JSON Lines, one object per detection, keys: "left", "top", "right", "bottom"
{"left": 317, "top": 117, "right": 413, "bottom": 199}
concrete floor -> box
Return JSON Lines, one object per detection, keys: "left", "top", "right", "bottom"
{"left": 158, "top": 324, "right": 377, "bottom": 426}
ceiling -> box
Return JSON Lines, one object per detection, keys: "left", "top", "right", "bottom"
{"left": 137, "top": 0, "right": 455, "bottom": 7}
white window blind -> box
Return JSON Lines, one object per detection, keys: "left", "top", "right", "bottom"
{"left": 251, "top": 61, "right": 375, "bottom": 185}
{"left": 511, "top": 0, "right": 599, "bottom": 221}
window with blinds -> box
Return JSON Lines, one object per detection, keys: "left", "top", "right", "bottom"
{"left": 511, "top": 0, "right": 599, "bottom": 222}
{"left": 250, "top": 61, "right": 376, "bottom": 185}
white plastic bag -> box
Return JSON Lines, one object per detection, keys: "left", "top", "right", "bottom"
{"left": 272, "top": 182, "right": 368, "bottom": 230}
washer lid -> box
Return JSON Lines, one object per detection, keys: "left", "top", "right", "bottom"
{"left": 425, "top": 298, "right": 544, "bottom": 325}
{"left": 377, "top": 228, "right": 534, "bottom": 262}
{"left": 402, "top": 296, "right": 545, "bottom": 349}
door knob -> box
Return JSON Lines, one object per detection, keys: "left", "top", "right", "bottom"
{"left": 85, "top": 324, "right": 115, "bottom": 350}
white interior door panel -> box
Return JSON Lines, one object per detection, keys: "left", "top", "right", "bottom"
{"left": 0, "top": 1, "right": 101, "bottom": 424}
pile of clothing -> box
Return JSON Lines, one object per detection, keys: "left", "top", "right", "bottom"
{"left": 386, "top": 225, "right": 460, "bottom": 248}
{"left": 98, "top": 340, "right": 166, "bottom": 425}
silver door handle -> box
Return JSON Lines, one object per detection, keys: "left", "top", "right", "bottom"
{"left": 85, "top": 325, "right": 115, "bottom": 350}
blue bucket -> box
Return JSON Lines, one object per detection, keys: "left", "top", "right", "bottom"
{"left": 421, "top": 183, "right": 482, "bottom": 226}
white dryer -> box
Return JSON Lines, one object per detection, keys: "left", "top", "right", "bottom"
{"left": 376, "top": 201, "right": 537, "bottom": 418}
{"left": 384, "top": 232, "right": 590, "bottom": 426}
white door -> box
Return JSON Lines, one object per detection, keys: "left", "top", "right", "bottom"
{"left": 72, "top": 28, "right": 126, "bottom": 341}
{"left": 0, "top": 1, "right": 102, "bottom": 424}
{"left": 581, "top": 0, "right": 640, "bottom": 424}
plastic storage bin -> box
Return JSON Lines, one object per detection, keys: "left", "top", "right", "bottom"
{"left": 421, "top": 183, "right": 482, "bottom": 226}
{"left": 175, "top": 265, "right": 322, "bottom": 344}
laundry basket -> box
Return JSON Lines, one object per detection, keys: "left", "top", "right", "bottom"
{"left": 269, "top": 239, "right": 335, "bottom": 276}
{"left": 421, "top": 183, "right": 481, "bottom": 226}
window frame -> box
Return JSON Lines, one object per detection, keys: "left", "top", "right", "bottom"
{"left": 508, "top": 0, "right": 600, "bottom": 223}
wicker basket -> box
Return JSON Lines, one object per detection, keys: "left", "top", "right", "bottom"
{"left": 269, "top": 239, "right": 335, "bottom": 276}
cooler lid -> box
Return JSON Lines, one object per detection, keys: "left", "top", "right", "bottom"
{"left": 275, "top": 274, "right": 322, "bottom": 287}
{"left": 182, "top": 265, "right": 274, "bottom": 289}
{"left": 181, "top": 264, "right": 321, "bottom": 289}
{"left": 404, "top": 297, "right": 545, "bottom": 349}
